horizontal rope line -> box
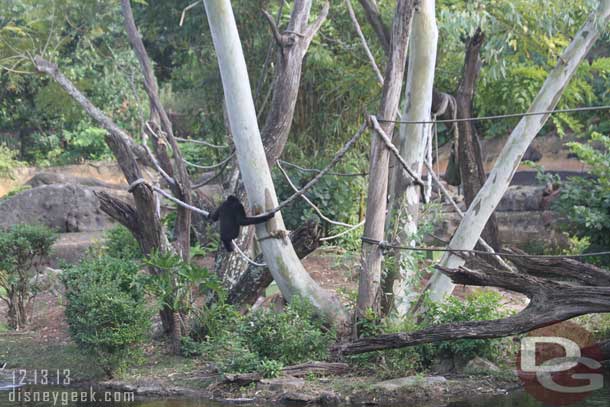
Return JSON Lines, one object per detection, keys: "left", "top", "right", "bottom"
{"left": 377, "top": 105, "right": 610, "bottom": 125}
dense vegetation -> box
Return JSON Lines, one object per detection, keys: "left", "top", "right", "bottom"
{"left": 1, "top": 0, "right": 609, "bottom": 385}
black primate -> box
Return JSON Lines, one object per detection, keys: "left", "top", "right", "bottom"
{"left": 211, "top": 195, "right": 275, "bottom": 252}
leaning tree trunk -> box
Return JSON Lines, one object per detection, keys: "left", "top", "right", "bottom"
{"left": 358, "top": 0, "right": 415, "bottom": 319}
{"left": 228, "top": 220, "right": 323, "bottom": 307}
{"left": 215, "top": 0, "right": 330, "bottom": 297}
{"left": 383, "top": 0, "right": 438, "bottom": 317}
{"left": 456, "top": 28, "right": 501, "bottom": 251}
{"left": 203, "top": 0, "right": 348, "bottom": 329}
{"left": 421, "top": 0, "right": 610, "bottom": 307}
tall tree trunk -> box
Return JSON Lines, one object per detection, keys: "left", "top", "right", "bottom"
{"left": 420, "top": 0, "right": 610, "bottom": 306}
{"left": 33, "top": 57, "right": 182, "bottom": 352}
{"left": 382, "top": 0, "right": 438, "bottom": 316}
{"left": 202, "top": 0, "right": 348, "bottom": 330}
{"left": 358, "top": 0, "right": 415, "bottom": 319}
{"left": 456, "top": 28, "right": 500, "bottom": 251}
{"left": 214, "top": 0, "right": 330, "bottom": 297}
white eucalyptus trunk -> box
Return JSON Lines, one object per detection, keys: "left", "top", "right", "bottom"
{"left": 203, "top": 0, "right": 347, "bottom": 328}
{"left": 385, "top": 0, "right": 438, "bottom": 315}
{"left": 424, "top": 0, "right": 610, "bottom": 304}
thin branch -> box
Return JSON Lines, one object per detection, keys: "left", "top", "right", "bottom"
{"left": 304, "top": 2, "right": 330, "bottom": 39}
{"left": 179, "top": 0, "right": 202, "bottom": 26}
{"left": 277, "top": 160, "right": 357, "bottom": 228}
{"left": 264, "top": 121, "right": 368, "bottom": 216}
{"left": 141, "top": 182, "right": 210, "bottom": 218}
{"left": 262, "top": 9, "right": 284, "bottom": 46}
{"left": 345, "top": 0, "right": 384, "bottom": 85}
{"left": 278, "top": 159, "right": 368, "bottom": 177}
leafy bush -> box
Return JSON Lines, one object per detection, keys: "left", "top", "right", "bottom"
{"left": 416, "top": 290, "right": 511, "bottom": 365}
{"left": 192, "top": 297, "right": 336, "bottom": 374}
{"left": 63, "top": 255, "right": 150, "bottom": 378}
{"left": 0, "top": 145, "right": 24, "bottom": 179}
{"left": 103, "top": 225, "right": 142, "bottom": 260}
{"left": 0, "top": 224, "right": 56, "bottom": 329}
{"left": 553, "top": 133, "right": 610, "bottom": 265}
{"left": 239, "top": 297, "right": 336, "bottom": 365}
{"left": 349, "top": 291, "right": 512, "bottom": 378}
{"left": 141, "top": 251, "right": 222, "bottom": 317}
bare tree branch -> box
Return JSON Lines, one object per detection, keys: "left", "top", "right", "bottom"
{"left": 345, "top": 0, "right": 384, "bottom": 84}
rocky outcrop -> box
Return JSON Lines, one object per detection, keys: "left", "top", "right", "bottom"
{"left": 26, "top": 172, "right": 124, "bottom": 190}
{"left": 0, "top": 184, "right": 116, "bottom": 232}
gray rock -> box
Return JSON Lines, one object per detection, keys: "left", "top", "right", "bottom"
{"left": 496, "top": 185, "right": 545, "bottom": 212}
{"left": 259, "top": 377, "right": 305, "bottom": 392}
{"left": 0, "top": 184, "right": 115, "bottom": 232}
{"left": 464, "top": 356, "right": 500, "bottom": 373}
{"left": 26, "top": 172, "right": 124, "bottom": 189}
{"left": 373, "top": 375, "right": 447, "bottom": 390}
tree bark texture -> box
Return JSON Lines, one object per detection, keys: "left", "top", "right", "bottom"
{"left": 358, "top": 0, "right": 415, "bottom": 318}
{"left": 203, "top": 0, "right": 348, "bottom": 329}
{"left": 214, "top": 0, "right": 329, "bottom": 294}
{"left": 456, "top": 28, "right": 500, "bottom": 251}
{"left": 227, "top": 220, "right": 323, "bottom": 307}
{"left": 383, "top": 0, "right": 438, "bottom": 316}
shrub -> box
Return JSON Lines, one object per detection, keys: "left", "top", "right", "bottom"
{"left": 103, "top": 225, "right": 142, "bottom": 260}
{"left": 192, "top": 297, "right": 336, "bottom": 374}
{"left": 63, "top": 255, "right": 150, "bottom": 378}
{"left": 0, "top": 145, "right": 24, "bottom": 179}
{"left": 239, "top": 297, "right": 336, "bottom": 366}
{"left": 416, "top": 290, "right": 512, "bottom": 366}
{"left": 553, "top": 133, "right": 610, "bottom": 265}
{"left": 349, "top": 291, "right": 513, "bottom": 378}
{"left": 0, "top": 224, "right": 56, "bottom": 329}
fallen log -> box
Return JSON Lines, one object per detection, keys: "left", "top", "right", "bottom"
{"left": 332, "top": 255, "right": 610, "bottom": 356}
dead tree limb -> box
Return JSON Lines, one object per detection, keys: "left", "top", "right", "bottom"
{"left": 333, "top": 257, "right": 610, "bottom": 356}
{"left": 121, "top": 0, "right": 193, "bottom": 258}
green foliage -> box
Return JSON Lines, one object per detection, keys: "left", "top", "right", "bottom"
{"left": 553, "top": 133, "right": 610, "bottom": 264}
{"left": 141, "top": 251, "right": 221, "bottom": 315}
{"left": 103, "top": 225, "right": 142, "bottom": 260}
{"left": 416, "top": 291, "right": 511, "bottom": 365}
{"left": 62, "top": 255, "right": 150, "bottom": 378}
{"left": 0, "top": 144, "right": 24, "bottom": 179}
{"left": 239, "top": 297, "right": 336, "bottom": 366}
{"left": 0, "top": 224, "right": 56, "bottom": 329}
{"left": 191, "top": 297, "right": 336, "bottom": 374}
{"left": 350, "top": 291, "right": 512, "bottom": 378}
{"left": 274, "top": 157, "right": 366, "bottom": 232}
{"left": 258, "top": 359, "right": 284, "bottom": 379}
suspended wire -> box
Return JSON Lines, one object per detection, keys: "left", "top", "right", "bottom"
{"left": 377, "top": 105, "right": 610, "bottom": 125}
{"left": 278, "top": 160, "right": 368, "bottom": 177}
{"left": 175, "top": 136, "right": 230, "bottom": 149}
{"left": 277, "top": 160, "right": 361, "bottom": 228}
{"left": 360, "top": 237, "right": 610, "bottom": 259}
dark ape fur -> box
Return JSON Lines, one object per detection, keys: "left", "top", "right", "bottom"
{"left": 210, "top": 195, "right": 275, "bottom": 252}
